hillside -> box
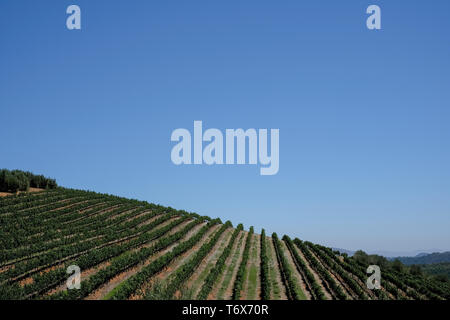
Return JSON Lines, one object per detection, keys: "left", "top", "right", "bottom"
{"left": 421, "top": 263, "right": 450, "bottom": 279}
{"left": 0, "top": 188, "right": 449, "bottom": 300}
{"left": 390, "top": 252, "right": 450, "bottom": 266}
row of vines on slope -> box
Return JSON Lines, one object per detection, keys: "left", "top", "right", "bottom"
{"left": 105, "top": 219, "right": 222, "bottom": 300}
{"left": 283, "top": 235, "right": 326, "bottom": 300}
{"left": 260, "top": 229, "right": 270, "bottom": 300}
{"left": 292, "top": 238, "right": 347, "bottom": 300}
{"left": 272, "top": 233, "right": 304, "bottom": 300}
{"left": 197, "top": 224, "right": 243, "bottom": 299}
{"left": 232, "top": 227, "right": 254, "bottom": 300}
{"left": 162, "top": 221, "right": 232, "bottom": 299}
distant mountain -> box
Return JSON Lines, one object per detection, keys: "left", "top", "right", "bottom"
{"left": 367, "top": 249, "right": 445, "bottom": 258}
{"left": 331, "top": 248, "right": 447, "bottom": 258}
{"left": 415, "top": 253, "right": 430, "bottom": 258}
{"left": 389, "top": 252, "right": 450, "bottom": 265}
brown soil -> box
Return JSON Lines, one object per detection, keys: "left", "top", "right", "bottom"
{"left": 183, "top": 227, "right": 233, "bottom": 299}
{"left": 241, "top": 233, "right": 261, "bottom": 300}
{"left": 344, "top": 264, "right": 378, "bottom": 300}
{"left": 266, "top": 236, "right": 288, "bottom": 300}
{"left": 208, "top": 230, "right": 244, "bottom": 300}
{"left": 9, "top": 196, "right": 85, "bottom": 217}
{"left": 7, "top": 222, "right": 165, "bottom": 285}
{"left": 280, "top": 240, "right": 311, "bottom": 300}
{"left": 220, "top": 231, "right": 249, "bottom": 300}
{"left": 4, "top": 205, "right": 139, "bottom": 263}
{"left": 47, "top": 261, "right": 113, "bottom": 296}
{"left": 44, "top": 198, "right": 95, "bottom": 213}
{"left": 85, "top": 220, "right": 207, "bottom": 300}
{"left": 0, "top": 265, "right": 14, "bottom": 274}
{"left": 3, "top": 207, "right": 148, "bottom": 269}
{"left": 43, "top": 217, "right": 187, "bottom": 297}
{"left": 45, "top": 218, "right": 183, "bottom": 296}
{"left": 292, "top": 245, "right": 332, "bottom": 300}
{"left": 0, "top": 188, "right": 44, "bottom": 197}
{"left": 131, "top": 224, "right": 221, "bottom": 300}
{"left": 307, "top": 248, "right": 353, "bottom": 299}
{"left": 19, "top": 277, "right": 34, "bottom": 286}
{"left": 57, "top": 203, "right": 121, "bottom": 225}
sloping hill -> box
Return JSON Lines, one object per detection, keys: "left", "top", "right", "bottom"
{"left": 421, "top": 263, "right": 450, "bottom": 279}
{"left": 0, "top": 187, "right": 449, "bottom": 300}
{"left": 390, "top": 252, "right": 450, "bottom": 265}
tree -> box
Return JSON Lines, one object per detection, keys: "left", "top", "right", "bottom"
{"left": 0, "top": 169, "right": 57, "bottom": 192}
{"left": 409, "top": 265, "right": 422, "bottom": 276}
{"left": 353, "top": 250, "right": 369, "bottom": 265}
{"left": 7, "top": 175, "right": 19, "bottom": 192}
{"left": 432, "top": 274, "right": 449, "bottom": 284}
{"left": 11, "top": 170, "right": 29, "bottom": 191}
{"left": 392, "top": 259, "right": 405, "bottom": 273}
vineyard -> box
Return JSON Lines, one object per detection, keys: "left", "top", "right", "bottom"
{"left": 0, "top": 188, "right": 449, "bottom": 300}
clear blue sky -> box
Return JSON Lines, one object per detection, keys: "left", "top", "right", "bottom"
{"left": 1, "top": 1, "right": 449, "bottom": 253}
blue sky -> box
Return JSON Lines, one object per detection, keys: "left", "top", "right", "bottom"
{"left": 1, "top": 1, "right": 449, "bottom": 253}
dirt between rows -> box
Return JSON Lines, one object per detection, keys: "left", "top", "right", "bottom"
{"left": 46, "top": 216, "right": 185, "bottom": 296}
{"left": 2, "top": 196, "right": 85, "bottom": 219}
{"left": 219, "top": 231, "right": 249, "bottom": 300}
{"left": 3, "top": 207, "right": 150, "bottom": 269}
{"left": 307, "top": 247, "right": 354, "bottom": 299}
{"left": 11, "top": 204, "right": 128, "bottom": 250}
{"left": 292, "top": 244, "right": 332, "bottom": 300}
{"left": 9, "top": 215, "right": 178, "bottom": 287}
{"left": 208, "top": 230, "right": 244, "bottom": 300}
{"left": 183, "top": 227, "right": 234, "bottom": 299}
{"left": 130, "top": 225, "right": 221, "bottom": 300}
{"left": 266, "top": 236, "right": 288, "bottom": 300}
{"left": 0, "top": 188, "right": 44, "bottom": 197}
{"left": 57, "top": 203, "right": 121, "bottom": 225}
{"left": 241, "top": 233, "right": 261, "bottom": 300}
{"left": 86, "top": 220, "right": 208, "bottom": 300}
{"left": 280, "top": 240, "right": 311, "bottom": 300}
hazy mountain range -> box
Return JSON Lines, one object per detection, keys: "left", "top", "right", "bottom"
{"left": 389, "top": 252, "right": 450, "bottom": 265}
{"left": 332, "top": 248, "right": 448, "bottom": 259}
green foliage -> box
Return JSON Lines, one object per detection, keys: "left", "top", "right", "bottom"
{"left": 283, "top": 235, "right": 326, "bottom": 300}
{"left": 50, "top": 217, "right": 200, "bottom": 300}
{"left": 340, "top": 255, "right": 390, "bottom": 300}
{"left": 352, "top": 250, "right": 450, "bottom": 300}
{"left": 143, "top": 280, "right": 195, "bottom": 300}
{"left": 142, "top": 279, "right": 168, "bottom": 300}
{"left": 410, "top": 265, "right": 423, "bottom": 276}
{"left": 392, "top": 259, "right": 405, "bottom": 273}
{"left": 197, "top": 224, "right": 243, "bottom": 299}
{"left": 306, "top": 243, "right": 368, "bottom": 300}
{"left": 391, "top": 252, "right": 450, "bottom": 266}
{"left": 232, "top": 226, "right": 254, "bottom": 300}
{"left": 1, "top": 184, "right": 450, "bottom": 301}
{"left": 163, "top": 221, "right": 232, "bottom": 299}
{"left": 0, "top": 169, "right": 57, "bottom": 193}
{"left": 293, "top": 239, "right": 347, "bottom": 300}
{"left": 260, "top": 229, "right": 270, "bottom": 300}
{"left": 421, "top": 263, "right": 450, "bottom": 279}
{"left": 272, "top": 233, "right": 304, "bottom": 300}
{"left": 0, "top": 189, "right": 215, "bottom": 300}
{"left": 105, "top": 220, "right": 221, "bottom": 300}
{"left": 352, "top": 250, "right": 390, "bottom": 269}
{"left": 0, "top": 204, "right": 159, "bottom": 282}
{"left": 433, "top": 274, "right": 450, "bottom": 284}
